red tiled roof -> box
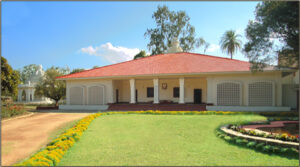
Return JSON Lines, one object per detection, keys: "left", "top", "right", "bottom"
{"left": 57, "top": 52, "right": 251, "bottom": 79}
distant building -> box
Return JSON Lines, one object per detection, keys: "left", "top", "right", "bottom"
{"left": 17, "top": 65, "right": 53, "bottom": 104}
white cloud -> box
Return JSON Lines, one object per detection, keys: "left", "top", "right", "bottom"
{"left": 80, "top": 43, "right": 140, "bottom": 63}
{"left": 206, "top": 44, "right": 220, "bottom": 52}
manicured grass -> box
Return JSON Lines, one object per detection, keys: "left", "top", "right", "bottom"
{"left": 59, "top": 114, "right": 299, "bottom": 166}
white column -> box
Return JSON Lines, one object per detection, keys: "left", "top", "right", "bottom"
{"left": 32, "top": 89, "right": 35, "bottom": 101}
{"left": 108, "top": 80, "right": 114, "bottom": 104}
{"left": 130, "top": 79, "right": 136, "bottom": 104}
{"left": 25, "top": 89, "right": 30, "bottom": 102}
{"left": 179, "top": 78, "right": 185, "bottom": 104}
{"left": 18, "top": 89, "right": 22, "bottom": 102}
{"left": 153, "top": 78, "right": 159, "bottom": 104}
{"left": 66, "top": 83, "right": 70, "bottom": 105}
{"left": 206, "top": 78, "right": 214, "bottom": 104}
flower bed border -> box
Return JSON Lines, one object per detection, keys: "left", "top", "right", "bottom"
{"left": 221, "top": 125, "right": 299, "bottom": 148}
{"left": 228, "top": 123, "right": 299, "bottom": 143}
{"left": 216, "top": 125, "right": 298, "bottom": 159}
{"left": 13, "top": 110, "right": 293, "bottom": 166}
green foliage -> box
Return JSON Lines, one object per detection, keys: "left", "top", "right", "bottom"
{"left": 1, "top": 56, "right": 20, "bottom": 97}
{"left": 133, "top": 50, "right": 148, "bottom": 60}
{"left": 70, "top": 68, "right": 85, "bottom": 74}
{"left": 1, "top": 102, "right": 26, "bottom": 119}
{"left": 244, "top": 1, "right": 299, "bottom": 70}
{"left": 262, "top": 145, "right": 271, "bottom": 152}
{"left": 224, "top": 135, "right": 232, "bottom": 142}
{"left": 145, "top": 5, "right": 200, "bottom": 55}
{"left": 219, "top": 30, "right": 242, "bottom": 59}
{"left": 35, "top": 67, "right": 69, "bottom": 106}
{"left": 18, "top": 64, "right": 40, "bottom": 84}
{"left": 246, "top": 141, "right": 257, "bottom": 148}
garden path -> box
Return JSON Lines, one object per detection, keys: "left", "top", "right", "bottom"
{"left": 1, "top": 112, "right": 90, "bottom": 166}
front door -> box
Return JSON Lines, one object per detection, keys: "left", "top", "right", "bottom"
{"left": 136, "top": 89, "right": 138, "bottom": 103}
{"left": 194, "top": 89, "right": 202, "bottom": 104}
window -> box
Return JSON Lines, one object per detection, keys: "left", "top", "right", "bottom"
{"left": 217, "top": 82, "right": 241, "bottom": 106}
{"left": 248, "top": 81, "right": 273, "bottom": 106}
{"left": 147, "top": 87, "right": 154, "bottom": 97}
{"left": 173, "top": 87, "right": 179, "bottom": 98}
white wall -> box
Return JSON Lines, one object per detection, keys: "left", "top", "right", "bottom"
{"left": 66, "top": 79, "right": 113, "bottom": 105}
{"left": 206, "top": 72, "right": 283, "bottom": 107}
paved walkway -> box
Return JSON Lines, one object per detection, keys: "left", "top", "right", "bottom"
{"left": 1, "top": 112, "right": 91, "bottom": 166}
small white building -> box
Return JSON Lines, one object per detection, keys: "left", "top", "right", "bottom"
{"left": 17, "top": 65, "right": 53, "bottom": 104}
{"left": 57, "top": 40, "right": 299, "bottom": 111}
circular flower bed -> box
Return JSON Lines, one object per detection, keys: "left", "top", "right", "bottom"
{"left": 228, "top": 123, "right": 299, "bottom": 143}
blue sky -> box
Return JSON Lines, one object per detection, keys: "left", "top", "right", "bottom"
{"left": 2, "top": 1, "right": 259, "bottom": 71}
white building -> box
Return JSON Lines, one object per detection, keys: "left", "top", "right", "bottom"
{"left": 17, "top": 65, "right": 53, "bottom": 104}
{"left": 57, "top": 40, "right": 299, "bottom": 111}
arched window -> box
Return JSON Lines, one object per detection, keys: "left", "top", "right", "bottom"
{"left": 248, "top": 81, "right": 273, "bottom": 106}
{"left": 69, "top": 86, "right": 84, "bottom": 105}
{"left": 88, "top": 85, "right": 104, "bottom": 105}
{"left": 217, "top": 82, "right": 241, "bottom": 106}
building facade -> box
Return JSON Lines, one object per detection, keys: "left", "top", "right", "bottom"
{"left": 57, "top": 41, "right": 299, "bottom": 111}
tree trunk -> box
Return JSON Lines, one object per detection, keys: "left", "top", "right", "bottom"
{"left": 55, "top": 100, "right": 59, "bottom": 107}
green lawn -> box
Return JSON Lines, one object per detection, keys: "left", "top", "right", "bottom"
{"left": 58, "top": 114, "right": 299, "bottom": 166}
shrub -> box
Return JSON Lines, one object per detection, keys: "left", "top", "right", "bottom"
{"left": 235, "top": 138, "right": 244, "bottom": 145}
{"left": 224, "top": 135, "right": 233, "bottom": 142}
{"left": 255, "top": 142, "right": 265, "bottom": 150}
{"left": 262, "top": 145, "right": 271, "bottom": 152}
{"left": 271, "top": 146, "right": 279, "bottom": 153}
{"left": 246, "top": 141, "right": 257, "bottom": 148}
{"left": 280, "top": 147, "right": 289, "bottom": 153}
{"left": 2, "top": 102, "right": 26, "bottom": 119}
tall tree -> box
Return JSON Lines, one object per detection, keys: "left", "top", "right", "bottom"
{"left": 70, "top": 68, "right": 85, "bottom": 74}
{"left": 1, "top": 56, "right": 20, "bottom": 97}
{"left": 133, "top": 50, "right": 147, "bottom": 60}
{"left": 145, "top": 5, "right": 198, "bottom": 55}
{"left": 244, "top": 1, "right": 299, "bottom": 70}
{"left": 220, "top": 30, "right": 242, "bottom": 59}
{"left": 19, "top": 64, "right": 40, "bottom": 84}
{"left": 35, "top": 67, "right": 69, "bottom": 106}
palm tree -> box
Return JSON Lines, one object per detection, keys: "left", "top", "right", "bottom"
{"left": 219, "top": 30, "right": 242, "bottom": 59}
